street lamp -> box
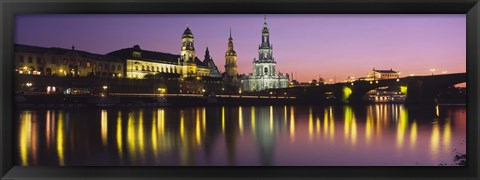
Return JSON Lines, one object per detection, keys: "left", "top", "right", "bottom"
{"left": 103, "top": 85, "right": 108, "bottom": 90}
{"left": 430, "top": 68, "right": 436, "bottom": 75}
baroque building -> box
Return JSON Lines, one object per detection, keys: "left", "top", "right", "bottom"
{"left": 107, "top": 26, "right": 221, "bottom": 80}
{"left": 241, "top": 17, "right": 289, "bottom": 92}
{"left": 223, "top": 29, "right": 240, "bottom": 89}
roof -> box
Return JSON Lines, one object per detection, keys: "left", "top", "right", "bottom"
{"left": 107, "top": 45, "right": 207, "bottom": 67}
{"left": 182, "top": 27, "right": 194, "bottom": 38}
{"left": 15, "top": 44, "right": 121, "bottom": 62}
{"left": 373, "top": 69, "right": 398, "bottom": 73}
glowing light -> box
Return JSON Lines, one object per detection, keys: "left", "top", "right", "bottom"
{"left": 290, "top": 106, "right": 295, "bottom": 142}
{"left": 56, "top": 112, "right": 65, "bottom": 166}
{"left": 410, "top": 121, "right": 417, "bottom": 149}
{"left": 396, "top": 105, "right": 408, "bottom": 150}
{"left": 180, "top": 110, "right": 185, "bottom": 139}
{"left": 19, "top": 111, "right": 32, "bottom": 166}
{"left": 127, "top": 112, "right": 136, "bottom": 160}
{"left": 101, "top": 110, "right": 108, "bottom": 146}
{"left": 400, "top": 86, "right": 408, "bottom": 95}
{"left": 308, "top": 107, "right": 314, "bottom": 141}
{"left": 342, "top": 87, "right": 352, "bottom": 103}
{"left": 239, "top": 106, "right": 244, "bottom": 135}
{"left": 269, "top": 106, "right": 274, "bottom": 132}
{"left": 103, "top": 85, "right": 108, "bottom": 90}
{"left": 138, "top": 111, "right": 145, "bottom": 159}
{"left": 221, "top": 107, "right": 225, "bottom": 133}
{"left": 430, "top": 120, "right": 441, "bottom": 161}
{"left": 251, "top": 106, "right": 256, "bottom": 132}
{"left": 116, "top": 111, "right": 123, "bottom": 158}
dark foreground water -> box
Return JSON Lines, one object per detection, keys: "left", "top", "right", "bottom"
{"left": 15, "top": 104, "right": 466, "bottom": 166}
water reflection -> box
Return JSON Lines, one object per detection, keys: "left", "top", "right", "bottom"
{"left": 15, "top": 104, "right": 466, "bottom": 166}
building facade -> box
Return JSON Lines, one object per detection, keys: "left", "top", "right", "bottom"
{"left": 107, "top": 27, "right": 216, "bottom": 80}
{"left": 14, "top": 44, "right": 124, "bottom": 78}
{"left": 241, "top": 17, "right": 289, "bottom": 92}
{"left": 366, "top": 68, "right": 400, "bottom": 80}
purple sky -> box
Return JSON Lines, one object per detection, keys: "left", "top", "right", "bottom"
{"left": 15, "top": 14, "right": 466, "bottom": 82}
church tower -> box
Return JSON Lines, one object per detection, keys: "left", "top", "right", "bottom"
{"left": 180, "top": 26, "right": 197, "bottom": 77}
{"left": 240, "top": 16, "right": 289, "bottom": 92}
{"left": 254, "top": 17, "right": 276, "bottom": 77}
{"left": 225, "top": 28, "right": 238, "bottom": 81}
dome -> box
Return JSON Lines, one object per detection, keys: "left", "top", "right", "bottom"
{"left": 182, "top": 27, "right": 194, "bottom": 38}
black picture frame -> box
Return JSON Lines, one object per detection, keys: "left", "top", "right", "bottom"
{"left": 1, "top": 0, "right": 479, "bottom": 179}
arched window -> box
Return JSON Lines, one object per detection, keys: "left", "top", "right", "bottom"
{"left": 264, "top": 67, "right": 268, "bottom": 75}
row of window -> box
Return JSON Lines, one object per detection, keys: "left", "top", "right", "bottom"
{"left": 18, "top": 56, "right": 41, "bottom": 64}
{"left": 17, "top": 55, "right": 122, "bottom": 71}
{"left": 135, "top": 65, "right": 176, "bottom": 73}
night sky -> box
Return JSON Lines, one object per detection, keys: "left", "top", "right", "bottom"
{"left": 15, "top": 14, "right": 466, "bottom": 82}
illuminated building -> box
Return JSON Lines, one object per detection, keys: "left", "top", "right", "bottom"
{"left": 223, "top": 29, "right": 239, "bottom": 88}
{"left": 241, "top": 17, "right": 289, "bottom": 92}
{"left": 14, "top": 44, "right": 124, "bottom": 77}
{"left": 363, "top": 68, "right": 405, "bottom": 103}
{"left": 107, "top": 27, "right": 216, "bottom": 79}
{"left": 366, "top": 68, "right": 400, "bottom": 80}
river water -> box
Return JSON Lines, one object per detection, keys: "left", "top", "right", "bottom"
{"left": 14, "top": 104, "right": 466, "bottom": 166}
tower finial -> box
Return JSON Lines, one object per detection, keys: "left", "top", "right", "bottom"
{"left": 264, "top": 16, "right": 266, "bottom": 23}
{"left": 230, "top": 27, "right": 232, "bottom": 39}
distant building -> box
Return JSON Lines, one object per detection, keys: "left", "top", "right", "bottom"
{"left": 14, "top": 44, "right": 124, "bottom": 78}
{"left": 241, "top": 17, "right": 289, "bottom": 92}
{"left": 366, "top": 68, "right": 400, "bottom": 80}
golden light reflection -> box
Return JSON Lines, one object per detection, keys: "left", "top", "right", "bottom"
{"left": 251, "top": 106, "right": 256, "bottom": 133}
{"left": 269, "top": 106, "right": 274, "bottom": 132}
{"left": 158, "top": 109, "right": 165, "bottom": 136}
{"left": 290, "top": 106, "right": 295, "bottom": 142}
{"left": 195, "top": 110, "right": 202, "bottom": 145}
{"left": 152, "top": 112, "right": 158, "bottom": 158}
{"left": 221, "top": 107, "right": 226, "bottom": 134}
{"left": 365, "top": 106, "right": 373, "bottom": 145}
{"left": 430, "top": 120, "right": 440, "bottom": 161}
{"left": 396, "top": 105, "right": 408, "bottom": 149}
{"left": 202, "top": 107, "right": 206, "bottom": 131}
{"left": 127, "top": 112, "right": 136, "bottom": 160}
{"left": 19, "top": 111, "right": 32, "bottom": 166}
{"left": 239, "top": 106, "right": 244, "bottom": 135}
{"left": 323, "top": 108, "right": 329, "bottom": 136}
{"left": 409, "top": 121, "right": 417, "bottom": 150}
{"left": 46, "top": 110, "right": 52, "bottom": 149}
{"left": 116, "top": 111, "right": 123, "bottom": 158}
{"left": 316, "top": 117, "right": 321, "bottom": 138}
{"left": 343, "top": 106, "right": 357, "bottom": 145}
{"left": 329, "top": 107, "right": 335, "bottom": 140}
{"left": 56, "top": 111, "right": 65, "bottom": 166}
{"left": 180, "top": 110, "right": 185, "bottom": 139}
{"left": 101, "top": 110, "right": 108, "bottom": 146}
{"left": 284, "top": 105, "right": 287, "bottom": 125}
{"left": 443, "top": 118, "right": 451, "bottom": 153}
{"left": 308, "top": 107, "right": 314, "bottom": 141}
{"left": 138, "top": 110, "right": 145, "bottom": 160}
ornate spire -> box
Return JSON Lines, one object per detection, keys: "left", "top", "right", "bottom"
{"left": 229, "top": 27, "right": 232, "bottom": 40}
